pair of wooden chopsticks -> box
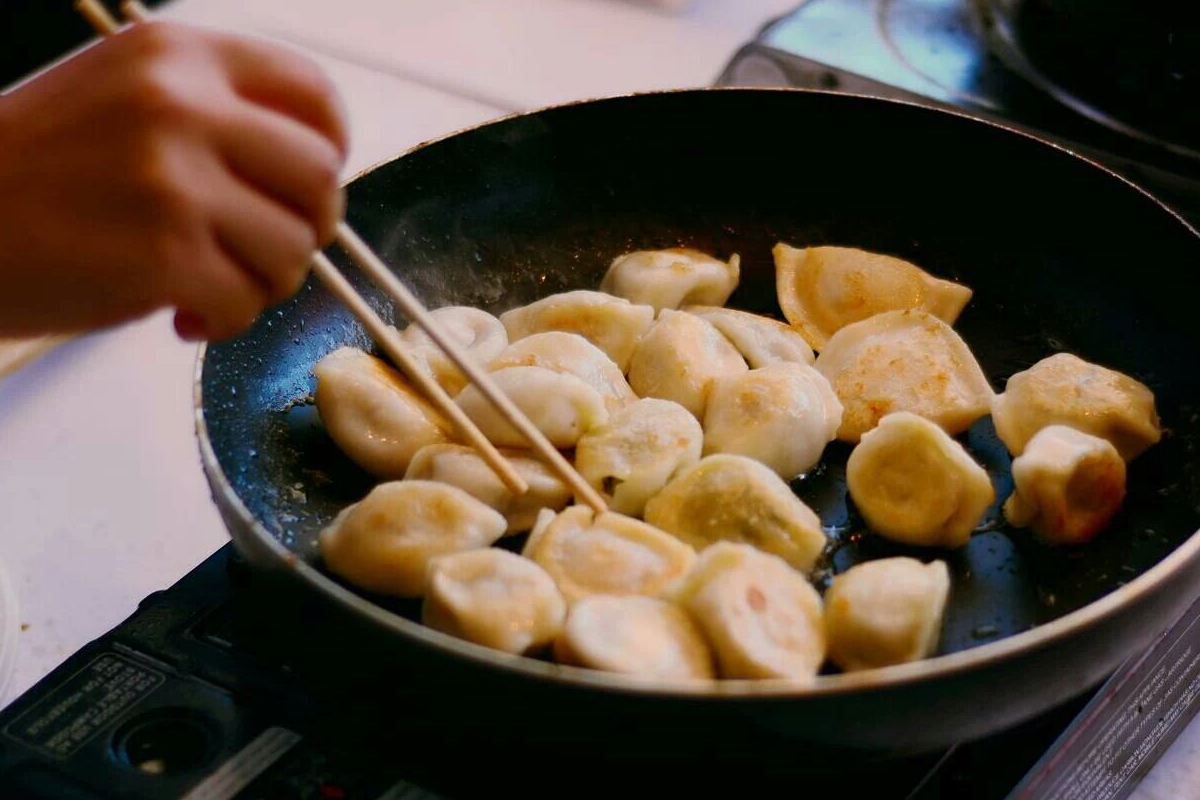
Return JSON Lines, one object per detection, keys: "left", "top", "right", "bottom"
{"left": 76, "top": 0, "right": 608, "bottom": 513}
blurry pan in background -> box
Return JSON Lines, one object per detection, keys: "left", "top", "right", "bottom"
{"left": 988, "top": 0, "right": 1200, "bottom": 157}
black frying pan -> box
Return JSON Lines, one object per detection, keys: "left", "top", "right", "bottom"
{"left": 196, "top": 89, "right": 1200, "bottom": 755}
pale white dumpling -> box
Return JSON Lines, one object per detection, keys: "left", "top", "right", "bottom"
{"left": 554, "top": 595, "right": 714, "bottom": 679}
{"left": 422, "top": 549, "right": 566, "bottom": 654}
{"left": 673, "top": 543, "right": 825, "bottom": 681}
{"left": 1004, "top": 425, "right": 1127, "bottom": 545}
{"left": 455, "top": 365, "right": 608, "bottom": 448}
{"left": 627, "top": 309, "right": 748, "bottom": 419}
{"left": 405, "top": 444, "right": 570, "bottom": 535}
{"left": 318, "top": 481, "right": 506, "bottom": 598}
{"left": 575, "top": 398, "right": 703, "bottom": 517}
{"left": 523, "top": 506, "right": 696, "bottom": 605}
{"left": 824, "top": 558, "right": 950, "bottom": 672}
{"left": 815, "top": 309, "right": 993, "bottom": 442}
{"left": 398, "top": 306, "right": 508, "bottom": 395}
{"left": 992, "top": 353, "right": 1161, "bottom": 461}
{"left": 773, "top": 243, "right": 972, "bottom": 351}
{"left": 314, "top": 347, "right": 454, "bottom": 478}
{"left": 685, "top": 305, "right": 814, "bottom": 367}
{"left": 644, "top": 454, "right": 826, "bottom": 573}
{"left": 846, "top": 412, "right": 994, "bottom": 548}
{"left": 489, "top": 331, "right": 636, "bottom": 414}
{"left": 601, "top": 248, "right": 740, "bottom": 311}
{"left": 499, "top": 290, "right": 654, "bottom": 371}
{"left": 703, "top": 363, "right": 843, "bottom": 480}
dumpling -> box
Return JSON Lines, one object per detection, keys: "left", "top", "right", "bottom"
{"left": 824, "top": 558, "right": 950, "bottom": 672}
{"left": 627, "top": 309, "right": 748, "bottom": 419}
{"left": 318, "top": 480, "right": 506, "bottom": 598}
{"left": 644, "top": 454, "right": 827, "bottom": 573}
{"left": 398, "top": 306, "right": 508, "bottom": 395}
{"left": 574, "top": 398, "right": 703, "bottom": 517}
{"left": 499, "top": 290, "right": 654, "bottom": 372}
{"left": 703, "top": 363, "right": 843, "bottom": 480}
{"left": 991, "top": 353, "right": 1161, "bottom": 461}
{"left": 405, "top": 444, "right": 571, "bottom": 534}
{"left": 488, "top": 331, "right": 636, "bottom": 414}
{"left": 673, "top": 542, "right": 825, "bottom": 681}
{"left": 773, "top": 243, "right": 972, "bottom": 350}
{"left": 600, "top": 248, "right": 740, "bottom": 311}
{"left": 814, "top": 309, "right": 993, "bottom": 442}
{"left": 846, "top": 412, "right": 994, "bottom": 548}
{"left": 685, "top": 305, "right": 814, "bottom": 367}
{"left": 522, "top": 506, "right": 696, "bottom": 604}
{"left": 1004, "top": 425, "right": 1127, "bottom": 544}
{"left": 423, "top": 549, "right": 566, "bottom": 654}
{"left": 313, "top": 347, "right": 454, "bottom": 477}
{"left": 455, "top": 365, "right": 608, "bottom": 448}
{"left": 554, "top": 595, "right": 714, "bottom": 680}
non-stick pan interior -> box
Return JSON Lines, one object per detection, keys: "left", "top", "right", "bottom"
{"left": 200, "top": 89, "right": 1200, "bottom": 662}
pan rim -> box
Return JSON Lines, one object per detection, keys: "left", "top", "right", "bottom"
{"left": 194, "top": 86, "right": 1200, "bottom": 698}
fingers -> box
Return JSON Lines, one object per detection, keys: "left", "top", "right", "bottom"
{"left": 216, "top": 105, "right": 345, "bottom": 244}
{"left": 209, "top": 172, "right": 316, "bottom": 306}
{"left": 174, "top": 310, "right": 207, "bottom": 341}
{"left": 214, "top": 34, "right": 349, "bottom": 159}
{"left": 171, "top": 240, "right": 270, "bottom": 342}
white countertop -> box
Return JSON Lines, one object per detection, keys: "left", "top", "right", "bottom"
{"left": 0, "top": 1, "right": 1196, "bottom": 796}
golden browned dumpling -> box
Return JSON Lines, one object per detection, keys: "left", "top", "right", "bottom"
{"left": 423, "top": 549, "right": 566, "bottom": 654}
{"left": 554, "top": 595, "right": 714, "bottom": 679}
{"left": 313, "top": 347, "right": 454, "bottom": 478}
{"left": 644, "top": 454, "right": 826, "bottom": 573}
{"left": 405, "top": 444, "right": 571, "bottom": 535}
{"left": 991, "top": 353, "right": 1160, "bottom": 461}
{"left": 488, "top": 331, "right": 636, "bottom": 414}
{"left": 454, "top": 365, "right": 608, "bottom": 448}
{"left": 673, "top": 543, "right": 825, "bottom": 681}
{"left": 703, "top": 363, "right": 843, "bottom": 480}
{"left": 397, "top": 306, "right": 508, "bottom": 395}
{"left": 499, "top": 290, "right": 654, "bottom": 372}
{"left": 319, "top": 481, "right": 506, "bottom": 598}
{"left": 523, "top": 506, "right": 696, "bottom": 605}
{"left": 685, "top": 305, "right": 814, "bottom": 367}
{"left": 773, "top": 243, "right": 972, "bottom": 351}
{"left": 627, "top": 310, "right": 748, "bottom": 419}
{"left": 1004, "top": 425, "right": 1127, "bottom": 544}
{"left": 824, "top": 558, "right": 950, "bottom": 671}
{"left": 575, "top": 398, "right": 703, "bottom": 517}
{"left": 846, "top": 412, "right": 994, "bottom": 548}
{"left": 601, "top": 248, "right": 740, "bottom": 311}
{"left": 814, "top": 310, "right": 993, "bottom": 442}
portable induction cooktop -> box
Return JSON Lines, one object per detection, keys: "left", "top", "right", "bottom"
{"left": 5, "top": 2, "right": 1200, "bottom": 797}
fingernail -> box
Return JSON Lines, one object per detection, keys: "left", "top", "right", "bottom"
{"left": 174, "top": 310, "right": 207, "bottom": 341}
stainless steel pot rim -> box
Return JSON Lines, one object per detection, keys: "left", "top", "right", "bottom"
{"left": 193, "top": 87, "right": 1200, "bottom": 699}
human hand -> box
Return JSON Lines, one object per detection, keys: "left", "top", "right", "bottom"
{"left": 0, "top": 21, "right": 347, "bottom": 340}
